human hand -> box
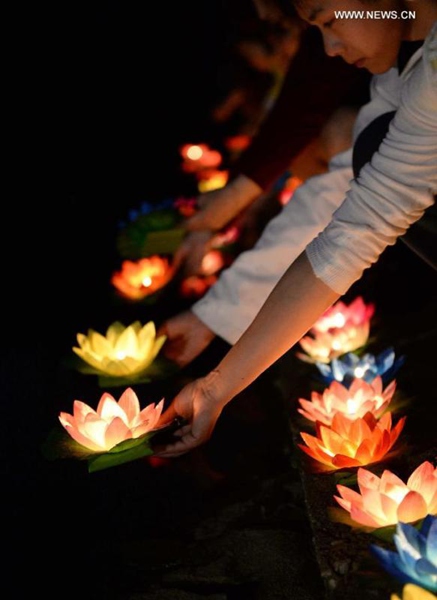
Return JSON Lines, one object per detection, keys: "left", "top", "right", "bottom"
{"left": 172, "top": 229, "right": 214, "bottom": 277}
{"left": 154, "top": 373, "right": 225, "bottom": 457}
{"left": 158, "top": 310, "right": 215, "bottom": 367}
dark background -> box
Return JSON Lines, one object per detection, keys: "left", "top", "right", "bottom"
{"left": 5, "top": 3, "right": 437, "bottom": 598}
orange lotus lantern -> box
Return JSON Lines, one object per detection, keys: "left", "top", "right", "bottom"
{"left": 224, "top": 134, "right": 252, "bottom": 154}
{"left": 180, "top": 143, "right": 222, "bottom": 173}
{"left": 298, "top": 376, "right": 396, "bottom": 426}
{"left": 298, "top": 411, "right": 405, "bottom": 471}
{"left": 298, "top": 297, "right": 375, "bottom": 363}
{"left": 59, "top": 387, "right": 164, "bottom": 453}
{"left": 334, "top": 461, "right": 437, "bottom": 528}
{"left": 197, "top": 169, "right": 229, "bottom": 193}
{"left": 111, "top": 256, "right": 173, "bottom": 300}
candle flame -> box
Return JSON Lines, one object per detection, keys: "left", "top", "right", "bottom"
{"left": 187, "top": 145, "right": 203, "bottom": 160}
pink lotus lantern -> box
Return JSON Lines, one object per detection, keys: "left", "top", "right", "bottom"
{"left": 200, "top": 250, "right": 226, "bottom": 276}
{"left": 279, "top": 175, "right": 303, "bottom": 206}
{"left": 334, "top": 461, "right": 437, "bottom": 528}
{"left": 173, "top": 196, "right": 198, "bottom": 218}
{"left": 59, "top": 388, "right": 164, "bottom": 453}
{"left": 179, "top": 274, "right": 218, "bottom": 299}
{"left": 298, "top": 296, "right": 375, "bottom": 363}
{"left": 180, "top": 143, "right": 222, "bottom": 173}
{"left": 210, "top": 225, "right": 240, "bottom": 249}
{"left": 298, "top": 411, "right": 405, "bottom": 471}
{"left": 312, "top": 297, "right": 375, "bottom": 334}
{"left": 298, "top": 376, "right": 396, "bottom": 426}
{"left": 111, "top": 256, "right": 174, "bottom": 300}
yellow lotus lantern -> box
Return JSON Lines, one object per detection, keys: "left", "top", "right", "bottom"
{"left": 197, "top": 169, "right": 229, "bottom": 193}
{"left": 59, "top": 387, "right": 164, "bottom": 453}
{"left": 298, "top": 411, "right": 405, "bottom": 471}
{"left": 392, "top": 584, "right": 437, "bottom": 600}
{"left": 111, "top": 256, "right": 173, "bottom": 300}
{"left": 298, "top": 376, "right": 396, "bottom": 426}
{"left": 335, "top": 461, "right": 437, "bottom": 528}
{"left": 73, "top": 320, "right": 166, "bottom": 377}
{"left": 298, "top": 296, "right": 375, "bottom": 363}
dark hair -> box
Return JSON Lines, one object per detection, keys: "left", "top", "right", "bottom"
{"left": 262, "top": 0, "right": 299, "bottom": 18}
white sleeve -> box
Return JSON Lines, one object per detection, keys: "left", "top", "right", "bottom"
{"left": 192, "top": 150, "right": 353, "bottom": 344}
{"left": 306, "top": 27, "right": 437, "bottom": 295}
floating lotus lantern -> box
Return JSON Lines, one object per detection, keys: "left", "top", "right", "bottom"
{"left": 392, "top": 584, "right": 437, "bottom": 600}
{"left": 334, "top": 461, "right": 437, "bottom": 528}
{"left": 312, "top": 296, "right": 375, "bottom": 334}
{"left": 200, "top": 250, "right": 226, "bottom": 277}
{"left": 111, "top": 256, "right": 174, "bottom": 300}
{"left": 179, "top": 274, "right": 218, "bottom": 299}
{"left": 116, "top": 197, "right": 196, "bottom": 260}
{"left": 210, "top": 224, "right": 240, "bottom": 249}
{"left": 73, "top": 320, "right": 166, "bottom": 379}
{"left": 180, "top": 143, "right": 222, "bottom": 173}
{"left": 224, "top": 134, "right": 252, "bottom": 157}
{"left": 173, "top": 196, "right": 198, "bottom": 218}
{"left": 59, "top": 388, "right": 164, "bottom": 453}
{"left": 315, "top": 347, "right": 405, "bottom": 386}
{"left": 371, "top": 515, "right": 437, "bottom": 593}
{"left": 298, "top": 296, "right": 375, "bottom": 363}
{"left": 197, "top": 169, "right": 229, "bottom": 193}
{"left": 54, "top": 388, "right": 165, "bottom": 472}
{"left": 298, "top": 376, "right": 396, "bottom": 426}
{"left": 299, "top": 411, "right": 405, "bottom": 471}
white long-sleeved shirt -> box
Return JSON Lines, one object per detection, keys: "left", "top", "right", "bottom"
{"left": 193, "top": 24, "right": 436, "bottom": 344}
{"left": 306, "top": 23, "right": 437, "bottom": 294}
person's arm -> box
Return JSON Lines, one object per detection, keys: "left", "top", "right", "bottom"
{"left": 186, "top": 174, "right": 262, "bottom": 232}
{"left": 155, "top": 252, "right": 338, "bottom": 457}
{"left": 192, "top": 151, "right": 353, "bottom": 344}
{"left": 155, "top": 27, "right": 436, "bottom": 456}
{"left": 306, "top": 28, "right": 437, "bottom": 295}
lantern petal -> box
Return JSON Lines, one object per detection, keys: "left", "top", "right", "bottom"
{"left": 106, "top": 321, "right": 126, "bottom": 344}
{"left": 96, "top": 393, "right": 120, "bottom": 417}
{"left": 118, "top": 387, "right": 141, "bottom": 421}
{"left": 105, "top": 417, "right": 132, "bottom": 449}
{"left": 336, "top": 484, "right": 364, "bottom": 506}
{"left": 350, "top": 504, "right": 382, "bottom": 528}
{"left": 89, "top": 331, "right": 112, "bottom": 355}
{"left": 332, "top": 454, "right": 362, "bottom": 468}
{"left": 397, "top": 491, "right": 429, "bottom": 524}
{"left": 58, "top": 420, "right": 103, "bottom": 452}
{"left": 298, "top": 444, "right": 335, "bottom": 467}
{"left": 407, "top": 462, "right": 436, "bottom": 494}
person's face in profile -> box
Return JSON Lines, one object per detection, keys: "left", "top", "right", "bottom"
{"left": 295, "top": 0, "right": 406, "bottom": 73}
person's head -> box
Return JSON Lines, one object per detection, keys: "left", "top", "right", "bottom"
{"left": 252, "top": 0, "right": 300, "bottom": 26}
{"left": 291, "top": 0, "right": 415, "bottom": 74}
